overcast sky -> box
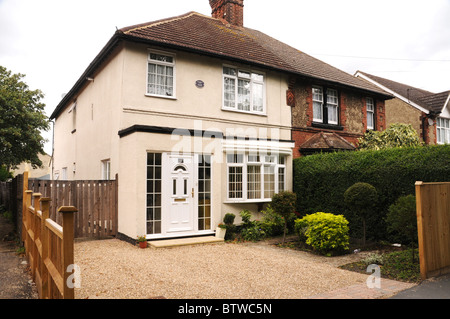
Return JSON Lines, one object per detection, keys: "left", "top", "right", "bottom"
{"left": 1, "top": 0, "right": 450, "bottom": 154}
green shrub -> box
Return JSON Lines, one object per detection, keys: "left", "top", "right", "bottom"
{"left": 241, "top": 222, "right": 266, "bottom": 242}
{"left": 294, "top": 144, "right": 450, "bottom": 241}
{"left": 386, "top": 194, "right": 418, "bottom": 262}
{"left": 362, "top": 253, "right": 385, "bottom": 266}
{"left": 358, "top": 123, "right": 422, "bottom": 150}
{"left": 259, "top": 206, "right": 284, "bottom": 237}
{"left": 223, "top": 213, "right": 237, "bottom": 240}
{"left": 271, "top": 191, "right": 297, "bottom": 243}
{"left": 0, "top": 165, "right": 12, "bottom": 182}
{"left": 237, "top": 210, "right": 265, "bottom": 242}
{"left": 295, "top": 212, "right": 350, "bottom": 256}
{"left": 344, "top": 182, "right": 378, "bottom": 246}
{"left": 239, "top": 210, "right": 252, "bottom": 227}
{"left": 223, "top": 213, "right": 236, "bottom": 226}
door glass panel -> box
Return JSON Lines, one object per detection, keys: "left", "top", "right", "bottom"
{"left": 198, "top": 155, "right": 212, "bottom": 230}
{"left": 147, "top": 153, "right": 162, "bottom": 235}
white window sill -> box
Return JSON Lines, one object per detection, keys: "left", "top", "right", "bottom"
{"left": 145, "top": 93, "right": 177, "bottom": 100}
{"left": 221, "top": 107, "right": 267, "bottom": 117}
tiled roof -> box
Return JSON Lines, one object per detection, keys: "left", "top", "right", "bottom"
{"left": 51, "top": 11, "right": 391, "bottom": 119}
{"left": 120, "top": 12, "right": 390, "bottom": 96}
{"left": 299, "top": 132, "right": 356, "bottom": 151}
{"left": 357, "top": 71, "right": 449, "bottom": 114}
{"left": 418, "top": 90, "right": 450, "bottom": 113}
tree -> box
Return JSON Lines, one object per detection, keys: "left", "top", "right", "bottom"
{"left": 386, "top": 195, "right": 418, "bottom": 263}
{"left": 344, "top": 182, "right": 378, "bottom": 247}
{"left": 271, "top": 191, "right": 297, "bottom": 244}
{"left": 0, "top": 66, "right": 49, "bottom": 170}
{"left": 358, "top": 123, "right": 422, "bottom": 150}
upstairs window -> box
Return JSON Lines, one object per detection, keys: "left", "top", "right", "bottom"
{"left": 437, "top": 117, "right": 450, "bottom": 144}
{"left": 147, "top": 51, "right": 175, "bottom": 98}
{"left": 223, "top": 66, "right": 265, "bottom": 114}
{"left": 366, "top": 97, "right": 375, "bottom": 130}
{"left": 312, "top": 86, "right": 339, "bottom": 125}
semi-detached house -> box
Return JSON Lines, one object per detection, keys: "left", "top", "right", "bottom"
{"left": 50, "top": 0, "right": 391, "bottom": 241}
{"left": 356, "top": 71, "right": 450, "bottom": 145}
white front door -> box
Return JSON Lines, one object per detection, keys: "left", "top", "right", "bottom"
{"left": 166, "top": 154, "right": 195, "bottom": 233}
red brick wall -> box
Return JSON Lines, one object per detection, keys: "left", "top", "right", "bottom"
{"left": 209, "top": 0, "right": 244, "bottom": 27}
{"left": 291, "top": 80, "right": 387, "bottom": 158}
{"left": 375, "top": 99, "right": 386, "bottom": 131}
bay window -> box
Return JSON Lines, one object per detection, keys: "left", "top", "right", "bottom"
{"left": 227, "top": 153, "right": 286, "bottom": 201}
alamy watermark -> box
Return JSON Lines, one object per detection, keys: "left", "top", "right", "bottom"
{"left": 366, "top": 264, "right": 381, "bottom": 289}
{"left": 66, "top": 264, "right": 81, "bottom": 289}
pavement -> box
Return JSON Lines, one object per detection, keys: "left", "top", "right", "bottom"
{"left": 0, "top": 214, "right": 38, "bottom": 299}
{"left": 0, "top": 213, "right": 449, "bottom": 300}
{"left": 390, "top": 273, "right": 450, "bottom": 299}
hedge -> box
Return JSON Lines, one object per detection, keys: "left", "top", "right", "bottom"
{"left": 293, "top": 145, "right": 450, "bottom": 241}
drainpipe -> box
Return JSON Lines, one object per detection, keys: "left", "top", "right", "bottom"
{"left": 50, "top": 120, "right": 55, "bottom": 179}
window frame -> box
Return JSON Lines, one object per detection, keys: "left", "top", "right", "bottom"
{"left": 146, "top": 153, "right": 163, "bottom": 235}
{"left": 312, "top": 85, "right": 340, "bottom": 125}
{"left": 437, "top": 117, "right": 450, "bottom": 144}
{"left": 61, "top": 167, "right": 68, "bottom": 180}
{"left": 326, "top": 88, "right": 339, "bottom": 125}
{"left": 101, "top": 159, "right": 111, "bottom": 180}
{"left": 366, "top": 97, "right": 375, "bottom": 130}
{"left": 226, "top": 153, "right": 286, "bottom": 202}
{"left": 146, "top": 49, "right": 176, "bottom": 99}
{"left": 312, "top": 86, "right": 324, "bottom": 123}
{"left": 222, "top": 65, "right": 266, "bottom": 115}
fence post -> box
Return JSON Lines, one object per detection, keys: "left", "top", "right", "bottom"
{"left": 21, "top": 172, "right": 29, "bottom": 244}
{"left": 31, "top": 193, "right": 41, "bottom": 281}
{"left": 40, "top": 197, "right": 51, "bottom": 299}
{"left": 415, "top": 181, "right": 427, "bottom": 279}
{"left": 58, "top": 206, "right": 77, "bottom": 299}
{"left": 23, "top": 190, "right": 33, "bottom": 257}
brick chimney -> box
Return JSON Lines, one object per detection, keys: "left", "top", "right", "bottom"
{"left": 209, "top": 0, "right": 244, "bottom": 27}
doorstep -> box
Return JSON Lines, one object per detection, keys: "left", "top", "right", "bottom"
{"left": 148, "top": 236, "right": 224, "bottom": 248}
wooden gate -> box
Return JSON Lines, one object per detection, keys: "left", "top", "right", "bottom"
{"left": 27, "top": 175, "right": 118, "bottom": 238}
{"left": 415, "top": 181, "right": 450, "bottom": 279}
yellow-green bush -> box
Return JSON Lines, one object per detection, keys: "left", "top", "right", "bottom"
{"left": 295, "top": 212, "right": 349, "bottom": 256}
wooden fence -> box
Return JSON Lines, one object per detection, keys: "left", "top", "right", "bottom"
{"left": 0, "top": 181, "right": 11, "bottom": 210}
{"left": 27, "top": 174, "right": 118, "bottom": 239}
{"left": 415, "top": 181, "right": 450, "bottom": 280}
{"left": 23, "top": 177, "right": 77, "bottom": 299}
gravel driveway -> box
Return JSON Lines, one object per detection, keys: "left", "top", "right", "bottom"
{"left": 74, "top": 238, "right": 371, "bottom": 299}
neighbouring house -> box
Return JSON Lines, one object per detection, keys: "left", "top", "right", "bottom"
{"left": 50, "top": 0, "right": 390, "bottom": 241}
{"left": 289, "top": 67, "right": 392, "bottom": 158}
{"left": 355, "top": 71, "right": 450, "bottom": 145}
{"left": 12, "top": 153, "right": 51, "bottom": 179}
